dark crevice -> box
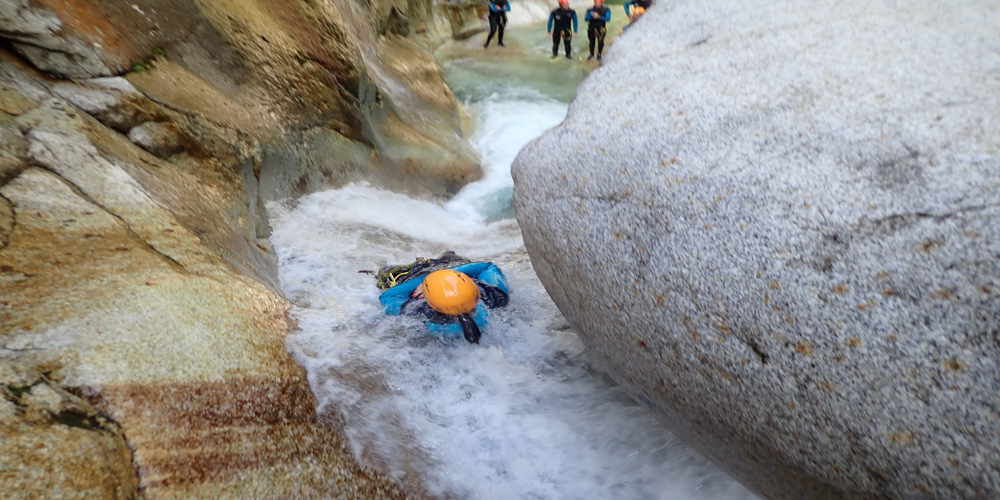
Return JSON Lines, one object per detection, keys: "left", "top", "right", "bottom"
{"left": 51, "top": 407, "right": 104, "bottom": 430}
{"left": 0, "top": 192, "right": 15, "bottom": 250}
{"left": 740, "top": 334, "right": 769, "bottom": 364}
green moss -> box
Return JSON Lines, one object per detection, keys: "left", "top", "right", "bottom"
{"left": 7, "top": 384, "right": 32, "bottom": 398}
{"left": 152, "top": 46, "right": 166, "bottom": 58}
{"left": 131, "top": 62, "right": 148, "bottom": 73}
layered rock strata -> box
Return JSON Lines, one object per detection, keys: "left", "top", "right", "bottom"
{"left": 0, "top": 51, "right": 410, "bottom": 499}
{"left": 513, "top": 0, "right": 1000, "bottom": 498}
{"left": 1, "top": 0, "right": 482, "bottom": 198}
{"left": 1, "top": 0, "right": 491, "bottom": 497}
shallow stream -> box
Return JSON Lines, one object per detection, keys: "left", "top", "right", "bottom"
{"left": 267, "top": 26, "right": 757, "bottom": 500}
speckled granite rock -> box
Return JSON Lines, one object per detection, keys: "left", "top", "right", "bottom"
{"left": 512, "top": 0, "right": 1000, "bottom": 498}
{"left": 1, "top": 363, "right": 138, "bottom": 500}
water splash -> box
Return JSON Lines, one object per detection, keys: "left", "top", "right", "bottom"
{"left": 446, "top": 91, "right": 568, "bottom": 223}
{"left": 267, "top": 83, "right": 758, "bottom": 500}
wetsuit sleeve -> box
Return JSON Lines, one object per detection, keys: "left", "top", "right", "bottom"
{"left": 624, "top": 1, "right": 632, "bottom": 15}
{"left": 488, "top": 2, "right": 497, "bottom": 13}
{"left": 503, "top": 2, "right": 510, "bottom": 11}
{"left": 572, "top": 11, "right": 578, "bottom": 31}
{"left": 602, "top": 8, "right": 611, "bottom": 21}
{"left": 547, "top": 12, "right": 554, "bottom": 32}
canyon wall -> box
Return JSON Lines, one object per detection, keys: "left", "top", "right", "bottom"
{"left": 0, "top": 0, "right": 487, "bottom": 497}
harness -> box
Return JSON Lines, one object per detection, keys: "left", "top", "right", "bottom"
{"left": 375, "top": 255, "right": 472, "bottom": 290}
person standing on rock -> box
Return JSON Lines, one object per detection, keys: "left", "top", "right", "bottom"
{"left": 484, "top": 0, "right": 511, "bottom": 48}
{"left": 548, "top": 0, "right": 578, "bottom": 59}
{"left": 585, "top": 0, "right": 611, "bottom": 60}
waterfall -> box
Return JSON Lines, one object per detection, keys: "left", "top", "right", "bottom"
{"left": 267, "top": 70, "right": 756, "bottom": 500}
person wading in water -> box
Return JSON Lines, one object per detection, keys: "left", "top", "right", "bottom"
{"left": 547, "top": 0, "right": 578, "bottom": 59}
{"left": 484, "top": 0, "right": 511, "bottom": 48}
{"left": 585, "top": 0, "right": 610, "bottom": 60}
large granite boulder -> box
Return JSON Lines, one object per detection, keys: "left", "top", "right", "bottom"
{"left": 512, "top": 0, "right": 1000, "bottom": 498}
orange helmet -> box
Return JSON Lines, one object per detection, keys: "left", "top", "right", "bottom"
{"left": 558, "top": 0, "right": 569, "bottom": 5}
{"left": 421, "top": 270, "right": 480, "bottom": 316}
{"left": 633, "top": 6, "right": 645, "bottom": 14}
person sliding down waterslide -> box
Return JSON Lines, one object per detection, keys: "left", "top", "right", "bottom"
{"left": 620, "top": 6, "right": 644, "bottom": 34}
{"left": 484, "top": 0, "right": 511, "bottom": 48}
{"left": 585, "top": 0, "right": 611, "bottom": 60}
{"left": 374, "top": 253, "right": 510, "bottom": 344}
{"left": 623, "top": 0, "right": 651, "bottom": 16}
{"left": 547, "top": 0, "right": 578, "bottom": 59}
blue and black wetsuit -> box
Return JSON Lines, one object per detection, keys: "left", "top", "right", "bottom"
{"left": 547, "top": 7, "right": 578, "bottom": 57}
{"left": 623, "top": 0, "right": 651, "bottom": 15}
{"left": 585, "top": 5, "right": 611, "bottom": 57}
{"left": 485, "top": 0, "right": 511, "bottom": 47}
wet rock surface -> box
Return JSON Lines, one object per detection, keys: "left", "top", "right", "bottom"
{"left": 0, "top": 24, "right": 417, "bottom": 500}
{"left": 1, "top": 363, "right": 139, "bottom": 500}
{"left": 2, "top": 0, "right": 483, "bottom": 198}
{"left": 513, "top": 0, "right": 1000, "bottom": 498}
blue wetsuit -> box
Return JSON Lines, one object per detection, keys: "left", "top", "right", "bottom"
{"left": 485, "top": 0, "right": 511, "bottom": 47}
{"left": 623, "top": 0, "right": 651, "bottom": 15}
{"left": 548, "top": 7, "right": 578, "bottom": 57}
{"left": 585, "top": 6, "right": 611, "bottom": 57}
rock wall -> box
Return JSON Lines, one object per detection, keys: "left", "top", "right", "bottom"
{"left": 0, "top": 51, "right": 409, "bottom": 499}
{"left": 1, "top": 0, "right": 483, "bottom": 199}
{"left": 513, "top": 0, "right": 1000, "bottom": 499}
{"left": 0, "top": 0, "right": 488, "bottom": 497}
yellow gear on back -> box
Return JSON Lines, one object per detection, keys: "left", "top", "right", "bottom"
{"left": 421, "top": 270, "right": 480, "bottom": 316}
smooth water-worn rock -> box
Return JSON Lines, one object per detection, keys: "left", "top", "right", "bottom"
{"left": 1, "top": 0, "right": 482, "bottom": 197}
{"left": 0, "top": 0, "right": 492, "bottom": 497}
{"left": 0, "top": 53, "right": 409, "bottom": 499}
{"left": 513, "top": 0, "right": 1000, "bottom": 498}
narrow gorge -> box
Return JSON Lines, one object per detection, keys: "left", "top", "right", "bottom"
{"left": 2, "top": 0, "right": 997, "bottom": 499}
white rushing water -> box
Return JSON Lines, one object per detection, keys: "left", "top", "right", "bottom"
{"left": 268, "top": 90, "right": 757, "bottom": 500}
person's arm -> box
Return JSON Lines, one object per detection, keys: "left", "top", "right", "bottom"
{"left": 624, "top": 1, "right": 632, "bottom": 15}
{"left": 502, "top": 1, "right": 510, "bottom": 11}
{"left": 602, "top": 8, "right": 611, "bottom": 21}
{"left": 571, "top": 11, "right": 578, "bottom": 32}
{"left": 547, "top": 12, "right": 554, "bottom": 32}
{"left": 489, "top": 1, "right": 498, "bottom": 13}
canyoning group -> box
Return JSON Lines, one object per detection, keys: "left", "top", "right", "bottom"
{"left": 483, "top": 0, "right": 649, "bottom": 60}
{"left": 376, "top": 0, "right": 652, "bottom": 344}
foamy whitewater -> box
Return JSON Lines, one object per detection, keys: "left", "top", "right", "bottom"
{"left": 268, "top": 90, "right": 758, "bottom": 499}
